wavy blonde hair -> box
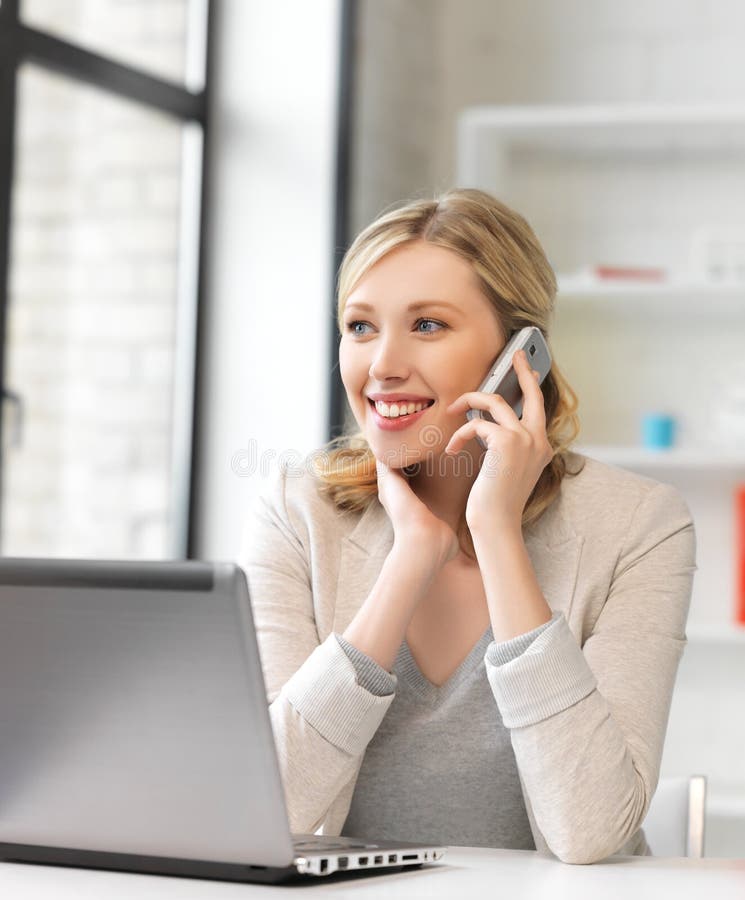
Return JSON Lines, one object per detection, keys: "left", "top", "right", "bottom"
{"left": 312, "top": 188, "right": 584, "bottom": 557}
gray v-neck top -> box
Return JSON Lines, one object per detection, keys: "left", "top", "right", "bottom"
{"left": 341, "top": 627, "right": 536, "bottom": 849}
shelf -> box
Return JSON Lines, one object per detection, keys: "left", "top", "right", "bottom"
{"left": 575, "top": 445, "right": 745, "bottom": 472}
{"left": 458, "top": 108, "right": 745, "bottom": 828}
{"left": 460, "top": 102, "right": 745, "bottom": 129}
{"left": 556, "top": 276, "right": 745, "bottom": 304}
{"left": 457, "top": 103, "right": 745, "bottom": 159}
{"left": 708, "top": 793, "right": 745, "bottom": 819}
{"left": 686, "top": 624, "right": 745, "bottom": 645}
{"left": 705, "top": 780, "right": 745, "bottom": 818}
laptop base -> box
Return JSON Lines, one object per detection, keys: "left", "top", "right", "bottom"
{"left": 0, "top": 843, "right": 308, "bottom": 885}
{"left": 0, "top": 842, "right": 429, "bottom": 885}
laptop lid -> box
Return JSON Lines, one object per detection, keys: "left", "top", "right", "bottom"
{"left": 0, "top": 557, "right": 296, "bottom": 869}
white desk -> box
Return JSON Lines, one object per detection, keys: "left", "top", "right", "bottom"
{"left": 2, "top": 848, "right": 744, "bottom": 899}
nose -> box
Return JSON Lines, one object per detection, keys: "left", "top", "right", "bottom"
{"left": 367, "top": 333, "right": 410, "bottom": 381}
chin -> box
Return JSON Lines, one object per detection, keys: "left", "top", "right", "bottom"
{"left": 372, "top": 446, "right": 433, "bottom": 473}
{"left": 369, "top": 445, "right": 410, "bottom": 469}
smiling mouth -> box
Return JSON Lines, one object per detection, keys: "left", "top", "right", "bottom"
{"left": 368, "top": 400, "right": 435, "bottom": 419}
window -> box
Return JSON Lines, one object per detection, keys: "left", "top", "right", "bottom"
{"left": 21, "top": 0, "right": 207, "bottom": 88}
{"left": 0, "top": 0, "right": 211, "bottom": 558}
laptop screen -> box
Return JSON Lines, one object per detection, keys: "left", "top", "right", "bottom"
{"left": 0, "top": 558, "right": 294, "bottom": 867}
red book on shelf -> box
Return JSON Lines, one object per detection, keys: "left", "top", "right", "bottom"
{"left": 593, "top": 265, "right": 667, "bottom": 281}
{"left": 736, "top": 485, "right": 745, "bottom": 626}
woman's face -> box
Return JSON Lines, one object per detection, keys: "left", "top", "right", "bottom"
{"left": 339, "top": 240, "right": 506, "bottom": 469}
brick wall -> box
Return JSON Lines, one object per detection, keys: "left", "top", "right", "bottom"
{"left": 2, "top": 2, "right": 188, "bottom": 558}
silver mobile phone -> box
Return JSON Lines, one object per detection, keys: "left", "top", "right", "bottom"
{"left": 466, "top": 326, "right": 552, "bottom": 447}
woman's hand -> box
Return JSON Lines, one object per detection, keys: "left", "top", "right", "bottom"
{"left": 445, "top": 349, "right": 555, "bottom": 533}
{"left": 374, "top": 459, "right": 461, "bottom": 568}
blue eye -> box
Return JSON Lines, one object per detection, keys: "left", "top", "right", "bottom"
{"left": 345, "top": 321, "right": 371, "bottom": 336}
{"left": 344, "top": 319, "right": 447, "bottom": 337}
{"left": 416, "top": 318, "right": 444, "bottom": 334}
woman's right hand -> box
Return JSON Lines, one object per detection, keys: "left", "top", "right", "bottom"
{"left": 375, "top": 459, "right": 461, "bottom": 569}
{"left": 342, "top": 459, "right": 461, "bottom": 672}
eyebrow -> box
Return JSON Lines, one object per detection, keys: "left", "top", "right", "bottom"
{"left": 344, "top": 300, "right": 463, "bottom": 315}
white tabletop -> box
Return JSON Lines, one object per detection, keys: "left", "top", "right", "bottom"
{"left": 2, "top": 848, "right": 744, "bottom": 899}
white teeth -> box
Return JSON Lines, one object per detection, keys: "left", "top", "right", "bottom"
{"left": 373, "top": 399, "right": 431, "bottom": 418}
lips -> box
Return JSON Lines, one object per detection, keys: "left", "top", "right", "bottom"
{"left": 367, "top": 394, "right": 434, "bottom": 404}
{"left": 368, "top": 398, "right": 434, "bottom": 431}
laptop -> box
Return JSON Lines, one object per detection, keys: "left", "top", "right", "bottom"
{"left": 0, "top": 557, "right": 446, "bottom": 883}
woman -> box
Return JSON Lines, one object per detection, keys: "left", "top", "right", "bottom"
{"left": 239, "top": 188, "right": 696, "bottom": 864}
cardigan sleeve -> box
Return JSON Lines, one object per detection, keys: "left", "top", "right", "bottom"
{"left": 336, "top": 633, "right": 398, "bottom": 696}
{"left": 486, "top": 613, "right": 557, "bottom": 666}
{"left": 238, "top": 469, "right": 396, "bottom": 834}
{"left": 483, "top": 481, "right": 696, "bottom": 864}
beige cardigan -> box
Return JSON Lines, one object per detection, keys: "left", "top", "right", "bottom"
{"left": 238, "top": 451, "right": 697, "bottom": 864}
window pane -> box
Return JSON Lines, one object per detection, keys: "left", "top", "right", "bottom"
{"left": 21, "top": 0, "right": 208, "bottom": 90}
{"left": 3, "top": 63, "right": 196, "bottom": 559}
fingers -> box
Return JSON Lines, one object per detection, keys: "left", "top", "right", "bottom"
{"left": 445, "top": 349, "right": 550, "bottom": 458}
{"left": 375, "top": 457, "right": 408, "bottom": 486}
{"left": 512, "top": 348, "right": 547, "bottom": 432}
{"left": 445, "top": 417, "right": 503, "bottom": 455}
{"left": 447, "top": 349, "right": 546, "bottom": 435}
{"left": 446, "top": 415, "right": 553, "bottom": 466}
{"left": 447, "top": 390, "right": 520, "bottom": 430}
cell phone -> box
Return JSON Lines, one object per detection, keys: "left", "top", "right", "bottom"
{"left": 466, "top": 326, "right": 552, "bottom": 448}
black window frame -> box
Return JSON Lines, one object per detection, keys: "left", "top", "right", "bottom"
{"left": 328, "top": 0, "right": 357, "bottom": 442}
{"left": 0, "top": 0, "right": 213, "bottom": 558}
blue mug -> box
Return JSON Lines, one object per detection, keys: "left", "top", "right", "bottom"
{"left": 641, "top": 413, "right": 676, "bottom": 450}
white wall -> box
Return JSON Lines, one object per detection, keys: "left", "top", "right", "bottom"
{"left": 195, "top": 0, "right": 341, "bottom": 560}
{"left": 350, "top": 0, "right": 439, "bottom": 237}
{"left": 434, "top": 0, "right": 745, "bottom": 180}
{"left": 352, "top": 0, "right": 745, "bottom": 224}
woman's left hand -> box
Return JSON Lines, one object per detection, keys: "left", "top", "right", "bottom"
{"left": 445, "top": 349, "right": 555, "bottom": 533}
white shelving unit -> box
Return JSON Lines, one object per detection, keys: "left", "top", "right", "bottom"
{"left": 457, "top": 102, "right": 745, "bottom": 174}
{"left": 458, "top": 104, "right": 745, "bottom": 856}
{"left": 558, "top": 277, "right": 745, "bottom": 304}
{"left": 686, "top": 623, "right": 745, "bottom": 644}
{"left": 575, "top": 444, "right": 745, "bottom": 472}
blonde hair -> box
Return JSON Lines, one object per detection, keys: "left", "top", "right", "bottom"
{"left": 312, "top": 188, "right": 584, "bottom": 558}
